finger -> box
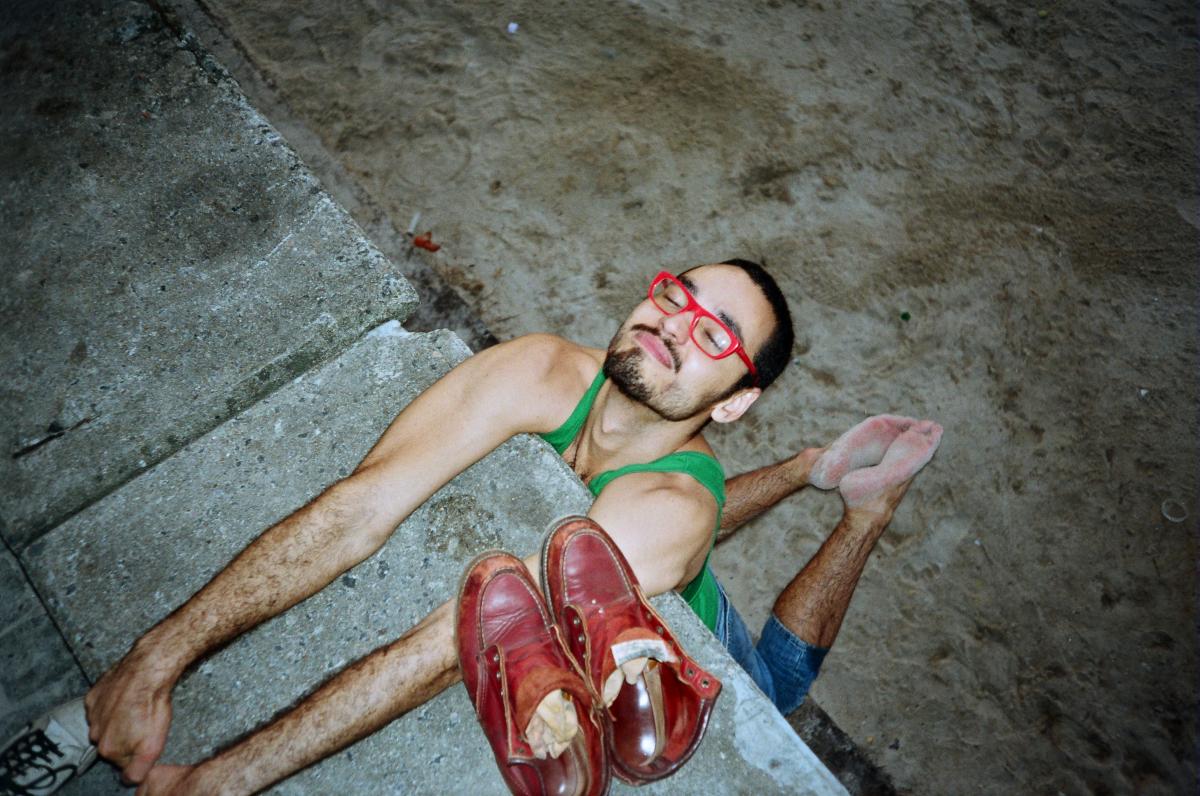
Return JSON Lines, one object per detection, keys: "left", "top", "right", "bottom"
{"left": 134, "top": 773, "right": 162, "bottom": 796}
{"left": 97, "top": 733, "right": 133, "bottom": 771}
{"left": 83, "top": 686, "right": 107, "bottom": 744}
{"left": 123, "top": 737, "right": 167, "bottom": 785}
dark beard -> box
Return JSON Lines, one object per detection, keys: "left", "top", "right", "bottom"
{"left": 603, "top": 327, "right": 698, "bottom": 422}
{"left": 603, "top": 346, "right": 655, "bottom": 405}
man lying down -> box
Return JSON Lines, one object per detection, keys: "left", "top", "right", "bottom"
{"left": 1, "top": 259, "right": 940, "bottom": 795}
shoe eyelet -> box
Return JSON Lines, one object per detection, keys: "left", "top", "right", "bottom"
{"left": 492, "top": 653, "right": 500, "bottom": 663}
{"left": 577, "top": 634, "right": 585, "bottom": 643}
{"left": 656, "top": 626, "right": 664, "bottom": 635}
{"left": 573, "top": 617, "right": 581, "bottom": 627}
{"left": 686, "top": 667, "right": 694, "bottom": 676}
{"left": 701, "top": 678, "right": 710, "bottom": 687}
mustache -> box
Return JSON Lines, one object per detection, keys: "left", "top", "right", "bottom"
{"left": 630, "top": 323, "right": 680, "bottom": 370}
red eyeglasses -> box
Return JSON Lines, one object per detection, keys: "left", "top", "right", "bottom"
{"left": 647, "top": 271, "right": 758, "bottom": 387}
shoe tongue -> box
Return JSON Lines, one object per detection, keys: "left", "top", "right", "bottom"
{"left": 599, "top": 629, "right": 679, "bottom": 706}
{"left": 603, "top": 628, "right": 677, "bottom": 681}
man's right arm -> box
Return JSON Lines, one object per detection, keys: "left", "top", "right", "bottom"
{"left": 86, "top": 334, "right": 573, "bottom": 783}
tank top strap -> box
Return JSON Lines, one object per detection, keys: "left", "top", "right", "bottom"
{"left": 587, "top": 451, "right": 726, "bottom": 519}
{"left": 539, "top": 367, "right": 606, "bottom": 454}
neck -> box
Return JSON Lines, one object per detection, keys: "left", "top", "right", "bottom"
{"left": 574, "top": 380, "right": 707, "bottom": 475}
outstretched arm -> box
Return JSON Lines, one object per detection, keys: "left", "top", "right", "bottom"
{"left": 87, "top": 335, "right": 567, "bottom": 784}
{"left": 717, "top": 446, "right": 823, "bottom": 543}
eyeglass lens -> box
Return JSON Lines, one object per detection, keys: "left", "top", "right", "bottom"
{"left": 650, "top": 278, "right": 735, "bottom": 357}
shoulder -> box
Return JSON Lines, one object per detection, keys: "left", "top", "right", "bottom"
{"left": 593, "top": 468, "right": 719, "bottom": 526}
{"left": 464, "top": 334, "right": 603, "bottom": 432}
{"left": 588, "top": 469, "right": 719, "bottom": 594}
{"left": 496, "top": 334, "right": 602, "bottom": 378}
{"left": 677, "top": 433, "right": 718, "bottom": 459}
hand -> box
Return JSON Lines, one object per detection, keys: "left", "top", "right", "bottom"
{"left": 136, "top": 764, "right": 198, "bottom": 796}
{"left": 85, "top": 640, "right": 180, "bottom": 784}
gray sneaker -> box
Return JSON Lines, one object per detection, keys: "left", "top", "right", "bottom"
{"left": 0, "top": 698, "right": 97, "bottom": 796}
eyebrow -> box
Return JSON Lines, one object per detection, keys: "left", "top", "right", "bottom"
{"left": 678, "top": 273, "right": 747, "bottom": 343}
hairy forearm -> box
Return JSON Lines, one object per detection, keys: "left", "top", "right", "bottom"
{"left": 192, "top": 600, "right": 460, "bottom": 795}
{"left": 140, "top": 476, "right": 395, "bottom": 674}
{"left": 718, "top": 448, "right": 822, "bottom": 543}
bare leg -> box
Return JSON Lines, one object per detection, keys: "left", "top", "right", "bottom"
{"left": 774, "top": 422, "right": 943, "bottom": 649}
{"left": 147, "top": 599, "right": 462, "bottom": 794}
{"left": 153, "top": 552, "right": 584, "bottom": 791}
{"left": 771, "top": 500, "right": 898, "bottom": 648}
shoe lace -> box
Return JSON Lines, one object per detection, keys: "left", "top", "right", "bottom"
{"left": 0, "top": 729, "right": 69, "bottom": 795}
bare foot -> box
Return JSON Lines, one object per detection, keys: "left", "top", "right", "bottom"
{"left": 810, "top": 415, "right": 917, "bottom": 489}
{"left": 839, "top": 420, "right": 943, "bottom": 510}
{"left": 524, "top": 690, "right": 579, "bottom": 759}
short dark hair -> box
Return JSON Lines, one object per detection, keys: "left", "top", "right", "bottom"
{"left": 682, "top": 258, "right": 794, "bottom": 392}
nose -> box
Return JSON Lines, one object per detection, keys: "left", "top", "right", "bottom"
{"left": 658, "top": 310, "right": 692, "bottom": 345}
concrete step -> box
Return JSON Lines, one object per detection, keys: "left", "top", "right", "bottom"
{"left": 24, "top": 324, "right": 845, "bottom": 794}
{"left": 0, "top": 0, "right": 418, "bottom": 548}
{"left": 0, "top": 546, "right": 127, "bottom": 795}
{"left": 0, "top": 551, "right": 88, "bottom": 743}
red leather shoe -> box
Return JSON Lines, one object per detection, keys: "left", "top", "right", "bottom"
{"left": 456, "top": 550, "right": 610, "bottom": 796}
{"left": 540, "top": 516, "right": 722, "bottom": 785}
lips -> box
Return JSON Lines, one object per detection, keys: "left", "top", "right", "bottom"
{"left": 634, "top": 330, "right": 675, "bottom": 370}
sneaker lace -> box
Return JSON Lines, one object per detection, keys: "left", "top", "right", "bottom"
{"left": 0, "top": 729, "right": 70, "bottom": 796}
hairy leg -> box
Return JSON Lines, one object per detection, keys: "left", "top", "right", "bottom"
{"left": 774, "top": 421, "right": 942, "bottom": 649}
{"left": 144, "top": 599, "right": 461, "bottom": 795}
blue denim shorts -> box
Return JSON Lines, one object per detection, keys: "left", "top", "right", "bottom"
{"left": 713, "top": 577, "right": 829, "bottom": 714}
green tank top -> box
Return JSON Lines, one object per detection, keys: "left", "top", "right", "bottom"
{"left": 540, "top": 369, "right": 725, "bottom": 631}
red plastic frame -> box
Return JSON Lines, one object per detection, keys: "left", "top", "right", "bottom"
{"left": 647, "top": 271, "right": 758, "bottom": 386}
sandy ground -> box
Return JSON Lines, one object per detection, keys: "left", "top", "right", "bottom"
{"left": 181, "top": 0, "right": 1197, "bottom": 792}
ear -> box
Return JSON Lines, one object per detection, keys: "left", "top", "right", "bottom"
{"left": 710, "top": 388, "right": 761, "bottom": 424}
